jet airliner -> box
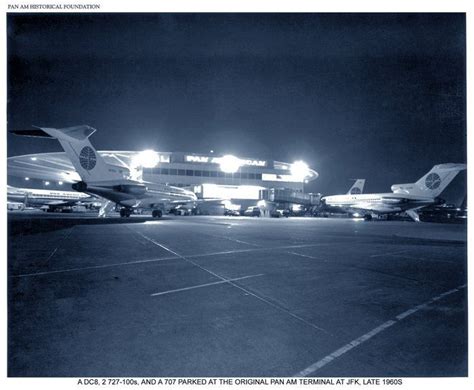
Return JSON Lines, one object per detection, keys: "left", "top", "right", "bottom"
{"left": 12, "top": 126, "right": 197, "bottom": 217}
{"left": 321, "top": 164, "right": 466, "bottom": 221}
{"left": 7, "top": 185, "right": 95, "bottom": 212}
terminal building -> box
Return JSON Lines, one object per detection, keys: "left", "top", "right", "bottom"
{"left": 7, "top": 150, "right": 320, "bottom": 214}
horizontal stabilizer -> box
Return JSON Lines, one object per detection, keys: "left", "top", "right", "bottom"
{"left": 12, "top": 125, "right": 96, "bottom": 141}
{"left": 10, "top": 129, "right": 53, "bottom": 138}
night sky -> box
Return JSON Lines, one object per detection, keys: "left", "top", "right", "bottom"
{"left": 7, "top": 13, "right": 466, "bottom": 198}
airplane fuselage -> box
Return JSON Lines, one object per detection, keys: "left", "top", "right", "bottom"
{"left": 73, "top": 180, "right": 197, "bottom": 210}
{"left": 7, "top": 187, "right": 91, "bottom": 207}
{"left": 322, "top": 192, "right": 441, "bottom": 215}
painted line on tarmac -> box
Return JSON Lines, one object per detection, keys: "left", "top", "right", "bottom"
{"left": 45, "top": 226, "right": 75, "bottom": 262}
{"left": 204, "top": 234, "right": 262, "bottom": 247}
{"left": 12, "top": 242, "right": 332, "bottom": 278}
{"left": 294, "top": 284, "right": 467, "bottom": 377}
{"left": 388, "top": 254, "right": 458, "bottom": 264}
{"left": 13, "top": 255, "right": 181, "bottom": 278}
{"left": 130, "top": 227, "right": 331, "bottom": 335}
{"left": 151, "top": 274, "right": 264, "bottom": 296}
{"left": 45, "top": 247, "right": 59, "bottom": 262}
{"left": 288, "top": 251, "right": 437, "bottom": 287}
{"left": 287, "top": 251, "right": 326, "bottom": 261}
{"left": 370, "top": 249, "right": 411, "bottom": 258}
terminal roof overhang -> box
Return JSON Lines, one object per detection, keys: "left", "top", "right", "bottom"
{"left": 7, "top": 151, "right": 319, "bottom": 183}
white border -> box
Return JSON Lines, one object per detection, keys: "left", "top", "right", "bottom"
{"left": 1, "top": 1, "right": 472, "bottom": 389}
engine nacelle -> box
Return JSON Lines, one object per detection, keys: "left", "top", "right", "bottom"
{"left": 391, "top": 183, "right": 415, "bottom": 194}
{"left": 113, "top": 184, "right": 147, "bottom": 195}
{"left": 381, "top": 197, "right": 408, "bottom": 204}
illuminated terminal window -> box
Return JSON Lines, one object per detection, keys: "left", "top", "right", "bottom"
{"left": 149, "top": 168, "right": 268, "bottom": 180}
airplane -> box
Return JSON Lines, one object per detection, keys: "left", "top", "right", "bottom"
{"left": 7, "top": 185, "right": 95, "bottom": 212}
{"left": 11, "top": 125, "right": 197, "bottom": 218}
{"left": 314, "top": 179, "right": 365, "bottom": 216}
{"left": 320, "top": 164, "right": 466, "bottom": 222}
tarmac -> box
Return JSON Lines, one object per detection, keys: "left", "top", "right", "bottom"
{"left": 7, "top": 212, "right": 468, "bottom": 377}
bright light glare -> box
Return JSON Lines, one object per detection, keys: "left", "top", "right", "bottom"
{"left": 58, "top": 181, "right": 63, "bottom": 185}
{"left": 44, "top": 181, "right": 50, "bottom": 186}
{"left": 132, "top": 150, "right": 160, "bottom": 168}
{"left": 219, "top": 155, "right": 242, "bottom": 173}
{"left": 31, "top": 157, "right": 37, "bottom": 161}
{"left": 353, "top": 213, "right": 361, "bottom": 217}
{"left": 24, "top": 177, "right": 29, "bottom": 181}
{"left": 291, "top": 160, "right": 310, "bottom": 181}
{"left": 62, "top": 171, "right": 81, "bottom": 181}
{"left": 257, "top": 200, "right": 266, "bottom": 207}
{"left": 223, "top": 200, "right": 241, "bottom": 211}
{"left": 202, "top": 183, "right": 264, "bottom": 200}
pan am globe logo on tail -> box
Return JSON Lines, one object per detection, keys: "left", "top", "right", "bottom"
{"left": 350, "top": 187, "right": 362, "bottom": 194}
{"left": 79, "top": 146, "right": 97, "bottom": 170}
{"left": 425, "top": 173, "right": 441, "bottom": 190}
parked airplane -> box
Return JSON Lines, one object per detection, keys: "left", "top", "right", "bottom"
{"left": 7, "top": 185, "right": 94, "bottom": 212}
{"left": 315, "top": 179, "right": 366, "bottom": 216}
{"left": 320, "top": 164, "right": 466, "bottom": 222}
{"left": 12, "top": 125, "right": 197, "bottom": 217}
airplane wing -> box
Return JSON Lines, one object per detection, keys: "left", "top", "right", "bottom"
{"left": 42, "top": 200, "right": 71, "bottom": 206}
{"left": 42, "top": 199, "right": 92, "bottom": 207}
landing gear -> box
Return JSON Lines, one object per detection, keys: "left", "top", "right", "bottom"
{"left": 152, "top": 209, "right": 162, "bottom": 218}
{"left": 120, "top": 208, "right": 132, "bottom": 218}
{"left": 364, "top": 214, "right": 372, "bottom": 221}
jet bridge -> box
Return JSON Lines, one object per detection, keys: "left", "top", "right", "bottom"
{"left": 260, "top": 188, "right": 321, "bottom": 206}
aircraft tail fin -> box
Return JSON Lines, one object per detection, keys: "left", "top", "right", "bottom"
{"left": 12, "top": 126, "right": 127, "bottom": 183}
{"left": 391, "top": 163, "right": 466, "bottom": 198}
{"left": 347, "top": 179, "right": 365, "bottom": 195}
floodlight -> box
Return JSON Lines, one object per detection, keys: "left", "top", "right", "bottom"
{"left": 44, "top": 181, "right": 50, "bottom": 186}
{"left": 290, "top": 160, "right": 310, "bottom": 181}
{"left": 24, "top": 177, "right": 29, "bottom": 181}
{"left": 58, "top": 181, "right": 63, "bottom": 185}
{"left": 31, "top": 157, "right": 37, "bottom": 161}
{"left": 132, "top": 150, "right": 160, "bottom": 168}
{"left": 219, "top": 155, "right": 242, "bottom": 173}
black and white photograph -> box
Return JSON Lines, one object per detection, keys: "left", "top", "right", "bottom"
{"left": 4, "top": 1, "right": 470, "bottom": 384}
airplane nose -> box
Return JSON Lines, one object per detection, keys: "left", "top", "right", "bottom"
{"left": 318, "top": 198, "right": 327, "bottom": 209}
